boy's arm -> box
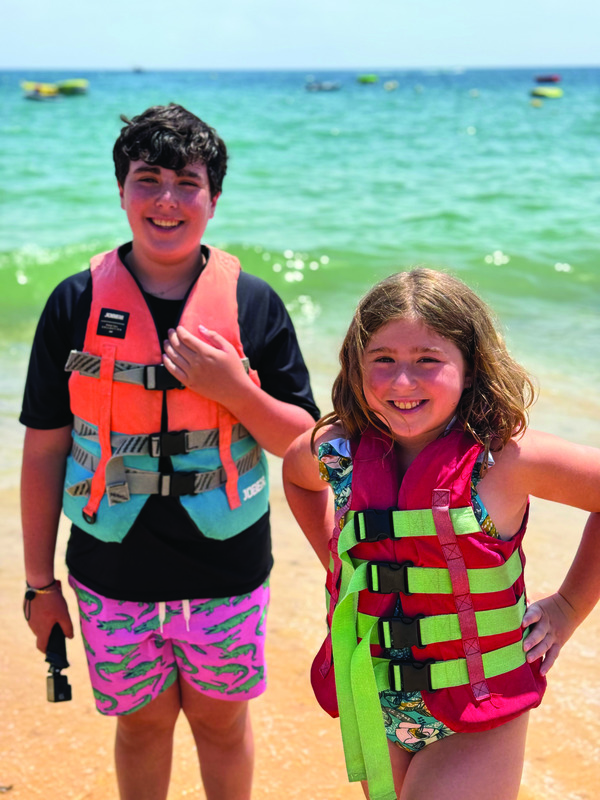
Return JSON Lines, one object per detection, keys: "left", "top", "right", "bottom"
{"left": 163, "top": 325, "right": 315, "bottom": 456}
{"left": 282, "top": 428, "right": 333, "bottom": 569}
{"left": 21, "top": 426, "right": 75, "bottom": 651}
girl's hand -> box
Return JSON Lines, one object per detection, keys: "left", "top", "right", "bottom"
{"left": 162, "top": 325, "right": 248, "bottom": 405}
{"left": 522, "top": 592, "right": 578, "bottom": 676}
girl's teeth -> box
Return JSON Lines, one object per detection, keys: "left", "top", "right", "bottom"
{"left": 393, "top": 400, "right": 422, "bottom": 410}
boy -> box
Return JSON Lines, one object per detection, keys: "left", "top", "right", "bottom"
{"left": 20, "top": 103, "right": 319, "bottom": 800}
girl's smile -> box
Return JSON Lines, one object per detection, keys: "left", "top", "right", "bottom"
{"left": 362, "top": 317, "right": 470, "bottom": 451}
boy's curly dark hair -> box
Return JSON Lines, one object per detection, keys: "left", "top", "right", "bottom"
{"left": 113, "top": 103, "right": 227, "bottom": 198}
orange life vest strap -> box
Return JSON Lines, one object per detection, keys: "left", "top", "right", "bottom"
{"left": 82, "top": 343, "right": 116, "bottom": 523}
{"left": 218, "top": 406, "right": 241, "bottom": 509}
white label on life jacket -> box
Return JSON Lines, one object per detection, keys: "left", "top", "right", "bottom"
{"left": 242, "top": 476, "right": 266, "bottom": 502}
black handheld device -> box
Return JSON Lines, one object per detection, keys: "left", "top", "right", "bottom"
{"left": 45, "top": 623, "right": 72, "bottom": 702}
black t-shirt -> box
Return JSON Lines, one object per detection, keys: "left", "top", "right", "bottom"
{"left": 20, "top": 244, "right": 320, "bottom": 602}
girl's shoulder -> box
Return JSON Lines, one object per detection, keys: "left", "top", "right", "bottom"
{"left": 312, "top": 422, "right": 349, "bottom": 452}
{"left": 488, "top": 427, "right": 600, "bottom": 511}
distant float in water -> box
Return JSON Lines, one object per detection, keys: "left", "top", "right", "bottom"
{"left": 20, "top": 78, "right": 89, "bottom": 100}
{"left": 20, "top": 81, "right": 59, "bottom": 101}
{"left": 383, "top": 80, "right": 399, "bottom": 91}
{"left": 357, "top": 73, "right": 379, "bottom": 84}
{"left": 531, "top": 86, "right": 563, "bottom": 99}
{"left": 535, "top": 74, "right": 561, "bottom": 83}
{"left": 56, "top": 78, "right": 89, "bottom": 95}
{"left": 305, "top": 80, "right": 341, "bottom": 92}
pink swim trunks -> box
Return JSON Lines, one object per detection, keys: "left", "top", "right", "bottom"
{"left": 68, "top": 575, "right": 269, "bottom": 716}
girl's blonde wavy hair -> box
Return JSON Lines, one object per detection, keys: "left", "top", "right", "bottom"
{"left": 314, "top": 268, "right": 536, "bottom": 463}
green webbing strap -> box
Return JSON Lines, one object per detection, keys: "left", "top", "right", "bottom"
{"left": 351, "top": 631, "right": 396, "bottom": 800}
{"left": 331, "top": 587, "right": 365, "bottom": 781}
{"left": 358, "top": 593, "right": 527, "bottom": 647}
{"left": 346, "top": 548, "right": 523, "bottom": 597}
{"left": 345, "top": 506, "right": 480, "bottom": 547}
{"left": 373, "top": 634, "right": 528, "bottom": 693}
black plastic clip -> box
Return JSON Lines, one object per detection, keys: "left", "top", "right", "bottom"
{"left": 149, "top": 430, "right": 189, "bottom": 458}
{"left": 159, "top": 472, "right": 197, "bottom": 496}
{"left": 368, "top": 561, "right": 413, "bottom": 594}
{"left": 354, "top": 509, "right": 395, "bottom": 543}
{"left": 388, "top": 659, "right": 435, "bottom": 693}
{"left": 379, "top": 615, "right": 426, "bottom": 649}
{"left": 144, "top": 364, "right": 184, "bottom": 391}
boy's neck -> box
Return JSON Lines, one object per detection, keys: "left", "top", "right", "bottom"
{"left": 124, "top": 245, "right": 206, "bottom": 300}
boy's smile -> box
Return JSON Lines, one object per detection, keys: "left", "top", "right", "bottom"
{"left": 119, "top": 160, "right": 219, "bottom": 274}
{"left": 361, "top": 317, "right": 470, "bottom": 453}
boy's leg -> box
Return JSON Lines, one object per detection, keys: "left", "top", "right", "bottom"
{"left": 172, "top": 581, "right": 270, "bottom": 800}
{"left": 397, "top": 712, "right": 529, "bottom": 800}
{"left": 180, "top": 679, "right": 253, "bottom": 800}
{"left": 115, "top": 680, "right": 182, "bottom": 800}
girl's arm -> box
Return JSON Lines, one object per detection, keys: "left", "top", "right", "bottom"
{"left": 522, "top": 511, "right": 600, "bottom": 675}
{"left": 282, "top": 428, "right": 335, "bottom": 569}
{"left": 509, "top": 429, "right": 600, "bottom": 675}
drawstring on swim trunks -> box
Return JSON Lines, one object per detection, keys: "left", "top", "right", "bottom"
{"left": 182, "top": 599, "right": 191, "bottom": 632}
{"left": 158, "top": 602, "right": 166, "bottom": 635}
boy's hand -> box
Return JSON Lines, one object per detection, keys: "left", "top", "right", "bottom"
{"left": 522, "top": 592, "right": 578, "bottom": 676}
{"left": 26, "top": 584, "right": 74, "bottom": 653}
{"left": 163, "top": 325, "right": 248, "bottom": 405}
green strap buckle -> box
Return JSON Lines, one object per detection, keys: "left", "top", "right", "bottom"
{"left": 388, "top": 659, "right": 435, "bottom": 693}
{"left": 368, "top": 561, "right": 414, "bottom": 594}
{"left": 354, "top": 509, "right": 394, "bottom": 542}
{"left": 379, "top": 615, "right": 425, "bottom": 649}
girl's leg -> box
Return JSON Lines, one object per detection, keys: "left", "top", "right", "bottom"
{"left": 180, "top": 677, "right": 254, "bottom": 800}
{"left": 114, "top": 679, "right": 182, "bottom": 800}
{"left": 361, "top": 741, "right": 414, "bottom": 799}
{"left": 399, "top": 713, "right": 529, "bottom": 800}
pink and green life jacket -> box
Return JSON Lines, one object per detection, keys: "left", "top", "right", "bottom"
{"left": 312, "top": 425, "right": 546, "bottom": 800}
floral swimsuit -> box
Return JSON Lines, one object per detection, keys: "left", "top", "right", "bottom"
{"left": 318, "top": 437, "right": 500, "bottom": 753}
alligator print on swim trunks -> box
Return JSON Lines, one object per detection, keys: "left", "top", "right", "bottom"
{"left": 69, "top": 575, "right": 269, "bottom": 715}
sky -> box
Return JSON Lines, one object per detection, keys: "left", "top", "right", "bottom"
{"left": 2, "top": 0, "right": 599, "bottom": 70}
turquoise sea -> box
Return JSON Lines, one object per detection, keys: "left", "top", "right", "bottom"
{"left": 1, "top": 68, "right": 599, "bottom": 487}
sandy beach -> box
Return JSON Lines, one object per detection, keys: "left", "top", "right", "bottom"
{"left": 1, "top": 460, "right": 598, "bottom": 799}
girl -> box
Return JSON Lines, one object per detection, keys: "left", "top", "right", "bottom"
{"left": 283, "top": 269, "right": 600, "bottom": 800}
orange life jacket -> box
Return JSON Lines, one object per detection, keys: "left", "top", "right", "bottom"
{"left": 63, "top": 246, "right": 269, "bottom": 543}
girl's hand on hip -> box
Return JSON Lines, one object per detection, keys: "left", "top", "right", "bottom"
{"left": 522, "top": 592, "right": 577, "bottom": 676}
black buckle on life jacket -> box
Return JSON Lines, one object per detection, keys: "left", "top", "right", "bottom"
{"left": 379, "top": 615, "right": 426, "bottom": 649}
{"left": 158, "top": 472, "right": 197, "bottom": 496}
{"left": 149, "top": 431, "right": 189, "bottom": 458}
{"left": 367, "top": 561, "right": 413, "bottom": 594}
{"left": 388, "top": 659, "right": 435, "bottom": 693}
{"left": 144, "top": 364, "right": 185, "bottom": 391}
{"left": 354, "top": 509, "right": 394, "bottom": 542}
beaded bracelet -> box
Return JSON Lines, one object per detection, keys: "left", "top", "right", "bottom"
{"left": 24, "top": 579, "right": 60, "bottom": 620}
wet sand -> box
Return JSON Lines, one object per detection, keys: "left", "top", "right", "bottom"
{"left": 1, "top": 470, "right": 598, "bottom": 799}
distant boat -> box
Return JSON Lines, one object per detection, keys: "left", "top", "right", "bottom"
{"left": 56, "top": 78, "right": 89, "bottom": 95}
{"left": 20, "top": 81, "right": 59, "bottom": 101}
{"left": 531, "top": 86, "right": 563, "bottom": 99}
{"left": 305, "top": 80, "right": 341, "bottom": 92}
{"left": 535, "top": 74, "right": 561, "bottom": 83}
{"left": 357, "top": 73, "right": 379, "bottom": 84}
